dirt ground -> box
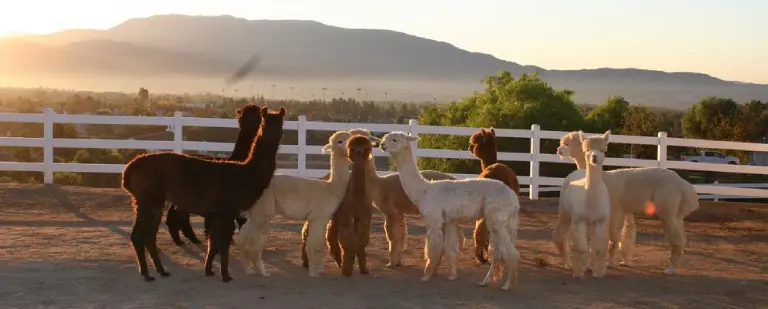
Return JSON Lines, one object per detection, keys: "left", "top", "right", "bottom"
{"left": 1, "top": 184, "right": 767, "bottom": 309}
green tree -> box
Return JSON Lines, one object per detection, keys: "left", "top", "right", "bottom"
{"left": 586, "top": 96, "right": 630, "bottom": 133}
{"left": 682, "top": 96, "right": 739, "bottom": 141}
{"left": 621, "top": 106, "right": 658, "bottom": 159}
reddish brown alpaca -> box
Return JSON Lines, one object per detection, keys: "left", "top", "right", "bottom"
{"left": 469, "top": 127, "right": 521, "bottom": 265}
{"left": 326, "top": 135, "right": 374, "bottom": 276}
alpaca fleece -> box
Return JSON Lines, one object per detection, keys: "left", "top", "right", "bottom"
{"left": 469, "top": 127, "right": 521, "bottom": 266}
{"left": 554, "top": 130, "right": 700, "bottom": 274}
{"left": 236, "top": 130, "right": 353, "bottom": 277}
{"left": 165, "top": 105, "right": 259, "bottom": 246}
{"left": 121, "top": 106, "right": 285, "bottom": 282}
{"left": 380, "top": 131, "right": 521, "bottom": 291}
{"left": 326, "top": 134, "right": 375, "bottom": 276}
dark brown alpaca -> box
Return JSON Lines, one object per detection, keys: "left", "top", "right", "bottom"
{"left": 165, "top": 106, "right": 260, "bottom": 246}
{"left": 469, "top": 127, "right": 521, "bottom": 265}
{"left": 121, "top": 106, "right": 285, "bottom": 282}
{"left": 325, "top": 135, "right": 374, "bottom": 276}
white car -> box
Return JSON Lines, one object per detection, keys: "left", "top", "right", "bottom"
{"left": 681, "top": 150, "right": 739, "bottom": 165}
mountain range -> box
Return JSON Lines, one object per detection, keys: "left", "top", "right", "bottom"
{"left": 1, "top": 14, "right": 766, "bottom": 109}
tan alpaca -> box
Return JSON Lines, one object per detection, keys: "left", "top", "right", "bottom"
{"left": 325, "top": 135, "right": 375, "bottom": 276}
{"left": 555, "top": 131, "right": 700, "bottom": 274}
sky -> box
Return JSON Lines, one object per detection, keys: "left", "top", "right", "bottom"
{"left": 0, "top": 0, "right": 765, "bottom": 84}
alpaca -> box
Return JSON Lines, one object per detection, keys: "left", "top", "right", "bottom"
{"left": 121, "top": 106, "right": 285, "bottom": 282}
{"left": 326, "top": 134, "right": 375, "bottom": 276}
{"left": 554, "top": 131, "right": 700, "bottom": 275}
{"left": 236, "top": 130, "right": 354, "bottom": 277}
{"left": 300, "top": 129, "right": 459, "bottom": 269}
{"left": 165, "top": 106, "right": 258, "bottom": 246}
{"left": 557, "top": 131, "right": 612, "bottom": 278}
{"left": 468, "top": 127, "right": 521, "bottom": 266}
{"left": 380, "top": 131, "right": 521, "bottom": 291}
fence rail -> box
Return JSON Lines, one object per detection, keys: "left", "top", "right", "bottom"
{"left": 1, "top": 109, "right": 767, "bottom": 200}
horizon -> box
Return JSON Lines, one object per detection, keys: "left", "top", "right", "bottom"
{"left": 0, "top": 0, "right": 765, "bottom": 84}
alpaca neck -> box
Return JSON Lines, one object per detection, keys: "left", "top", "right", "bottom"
{"left": 573, "top": 150, "right": 587, "bottom": 170}
{"left": 392, "top": 145, "right": 430, "bottom": 206}
{"left": 229, "top": 127, "right": 258, "bottom": 161}
{"left": 584, "top": 162, "right": 604, "bottom": 190}
{"left": 479, "top": 152, "right": 498, "bottom": 170}
{"left": 349, "top": 160, "right": 368, "bottom": 198}
{"left": 244, "top": 132, "right": 279, "bottom": 166}
{"left": 364, "top": 158, "right": 384, "bottom": 186}
{"left": 327, "top": 151, "right": 351, "bottom": 194}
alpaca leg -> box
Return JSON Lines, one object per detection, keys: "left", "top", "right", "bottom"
{"left": 305, "top": 220, "right": 328, "bottom": 277}
{"left": 570, "top": 221, "right": 589, "bottom": 278}
{"left": 179, "top": 212, "right": 202, "bottom": 245}
{"left": 590, "top": 220, "right": 609, "bottom": 278}
{"left": 204, "top": 218, "right": 220, "bottom": 277}
{"left": 619, "top": 213, "right": 637, "bottom": 266}
{"left": 235, "top": 214, "right": 248, "bottom": 231}
{"left": 421, "top": 220, "right": 444, "bottom": 282}
{"left": 338, "top": 224, "right": 357, "bottom": 277}
{"left": 326, "top": 219, "right": 342, "bottom": 268}
{"left": 456, "top": 225, "right": 466, "bottom": 252}
{"left": 300, "top": 222, "right": 310, "bottom": 268}
{"left": 662, "top": 217, "right": 685, "bottom": 275}
{"left": 249, "top": 216, "right": 272, "bottom": 277}
{"left": 552, "top": 212, "right": 572, "bottom": 269}
{"left": 216, "top": 216, "right": 236, "bottom": 282}
{"left": 443, "top": 223, "right": 461, "bottom": 280}
{"left": 235, "top": 218, "right": 255, "bottom": 275}
{"left": 354, "top": 218, "right": 372, "bottom": 275}
{"left": 384, "top": 213, "right": 406, "bottom": 267}
{"left": 130, "top": 204, "right": 155, "bottom": 282}
{"left": 165, "top": 205, "right": 185, "bottom": 246}
{"left": 607, "top": 209, "right": 624, "bottom": 265}
{"left": 144, "top": 207, "right": 170, "bottom": 277}
{"left": 473, "top": 218, "right": 490, "bottom": 266}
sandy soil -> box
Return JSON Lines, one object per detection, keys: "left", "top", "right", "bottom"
{"left": 1, "top": 184, "right": 767, "bottom": 309}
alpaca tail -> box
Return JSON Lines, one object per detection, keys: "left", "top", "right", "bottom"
{"left": 679, "top": 178, "right": 700, "bottom": 217}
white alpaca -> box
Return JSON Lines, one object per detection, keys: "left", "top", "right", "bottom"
{"left": 379, "top": 131, "right": 521, "bottom": 290}
{"left": 237, "top": 130, "right": 353, "bottom": 277}
{"left": 554, "top": 131, "right": 700, "bottom": 275}
{"left": 557, "top": 131, "right": 612, "bottom": 278}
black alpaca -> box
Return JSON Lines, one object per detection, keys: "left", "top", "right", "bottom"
{"left": 121, "top": 107, "right": 285, "bottom": 282}
{"left": 165, "top": 105, "right": 259, "bottom": 246}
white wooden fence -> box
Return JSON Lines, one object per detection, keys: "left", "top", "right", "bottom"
{"left": 1, "top": 108, "right": 768, "bottom": 200}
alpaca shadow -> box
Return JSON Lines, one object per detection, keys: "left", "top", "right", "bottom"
{"left": 45, "top": 185, "right": 190, "bottom": 273}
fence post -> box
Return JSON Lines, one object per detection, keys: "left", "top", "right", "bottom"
{"left": 297, "top": 115, "right": 307, "bottom": 177}
{"left": 173, "top": 111, "right": 183, "bottom": 154}
{"left": 529, "top": 124, "right": 541, "bottom": 200}
{"left": 408, "top": 119, "right": 420, "bottom": 165}
{"left": 657, "top": 131, "right": 668, "bottom": 168}
{"left": 43, "top": 108, "right": 54, "bottom": 184}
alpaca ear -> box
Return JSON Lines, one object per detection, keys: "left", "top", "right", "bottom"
{"left": 236, "top": 108, "right": 242, "bottom": 116}
{"left": 576, "top": 131, "right": 585, "bottom": 142}
{"left": 603, "top": 130, "right": 611, "bottom": 141}
{"left": 321, "top": 144, "right": 333, "bottom": 154}
{"left": 406, "top": 135, "right": 420, "bottom": 142}
{"left": 278, "top": 107, "right": 286, "bottom": 117}
{"left": 260, "top": 107, "right": 268, "bottom": 116}
{"left": 489, "top": 127, "right": 496, "bottom": 136}
{"left": 367, "top": 136, "right": 381, "bottom": 145}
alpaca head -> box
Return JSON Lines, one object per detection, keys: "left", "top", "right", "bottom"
{"left": 322, "top": 131, "right": 353, "bottom": 155}
{"left": 557, "top": 131, "right": 585, "bottom": 159}
{"left": 257, "top": 106, "right": 286, "bottom": 144}
{"left": 582, "top": 130, "right": 610, "bottom": 166}
{"left": 348, "top": 128, "right": 372, "bottom": 137}
{"left": 469, "top": 128, "right": 497, "bottom": 159}
{"left": 347, "top": 135, "right": 373, "bottom": 164}
{"left": 379, "top": 131, "right": 419, "bottom": 155}
{"left": 236, "top": 104, "right": 263, "bottom": 132}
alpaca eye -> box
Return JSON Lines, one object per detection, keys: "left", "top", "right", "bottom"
{"left": 337, "top": 140, "right": 343, "bottom": 144}
{"left": 393, "top": 139, "right": 397, "bottom": 142}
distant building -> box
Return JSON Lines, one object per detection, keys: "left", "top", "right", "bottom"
{"left": 183, "top": 102, "right": 211, "bottom": 110}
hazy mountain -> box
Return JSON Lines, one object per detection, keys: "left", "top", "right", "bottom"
{"left": 5, "top": 14, "right": 768, "bottom": 108}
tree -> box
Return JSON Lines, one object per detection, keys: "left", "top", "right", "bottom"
{"left": 682, "top": 96, "right": 739, "bottom": 141}
{"left": 734, "top": 100, "right": 768, "bottom": 142}
{"left": 621, "top": 106, "right": 658, "bottom": 158}
{"left": 586, "top": 96, "right": 630, "bottom": 133}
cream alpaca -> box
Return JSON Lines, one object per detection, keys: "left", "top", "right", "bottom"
{"left": 554, "top": 131, "right": 700, "bottom": 275}
{"left": 380, "top": 131, "right": 521, "bottom": 291}
{"left": 557, "top": 131, "right": 612, "bottom": 278}
{"left": 236, "top": 131, "right": 353, "bottom": 277}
